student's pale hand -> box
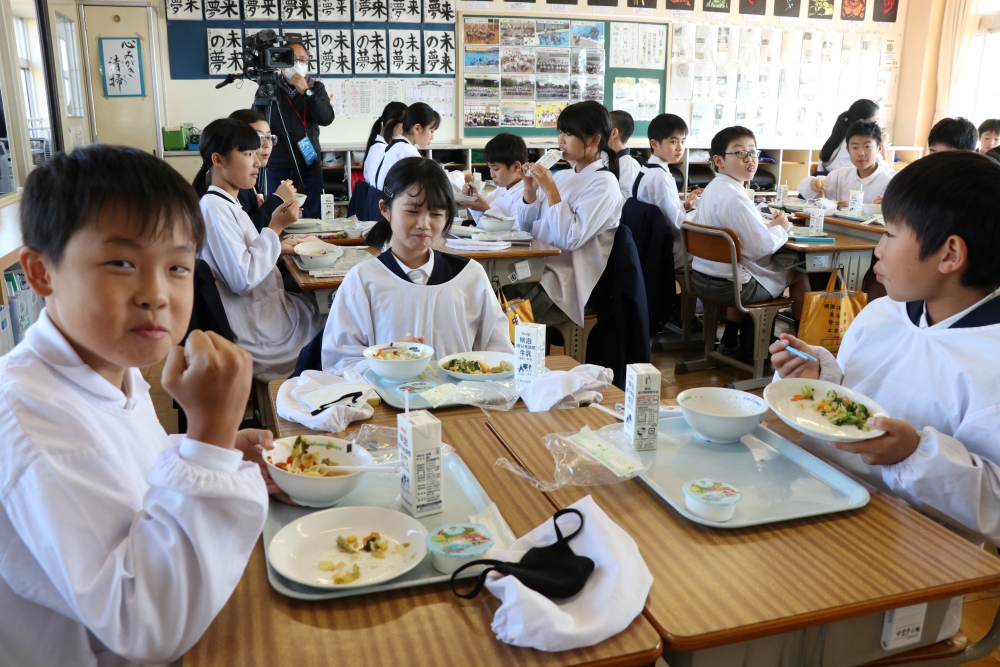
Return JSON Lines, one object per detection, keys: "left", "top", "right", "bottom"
{"left": 280, "top": 234, "right": 324, "bottom": 255}
{"left": 771, "top": 210, "right": 792, "bottom": 231}
{"left": 289, "top": 72, "right": 309, "bottom": 94}
{"left": 396, "top": 334, "right": 424, "bottom": 343}
{"left": 684, "top": 188, "right": 703, "bottom": 211}
{"left": 811, "top": 179, "right": 825, "bottom": 196}
{"left": 466, "top": 193, "right": 491, "bottom": 212}
{"left": 268, "top": 199, "right": 299, "bottom": 234}
{"left": 829, "top": 417, "right": 921, "bottom": 466}
{"left": 521, "top": 163, "right": 538, "bottom": 203}
{"left": 162, "top": 330, "right": 253, "bottom": 450}
{"left": 874, "top": 195, "right": 883, "bottom": 205}
{"left": 236, "top": 429, "right": 299, "bottom": 504}
{"left": 836, "top": 200, "right": 849, "bottom": 209}
{"left": 275, "top": 179, "right": 297, "bottom": 203}
{"left": 769, "top": 333, "right": 820, "bottom": 379}
{"left": 256, "top": 193, "right": 265, "bottom": 207}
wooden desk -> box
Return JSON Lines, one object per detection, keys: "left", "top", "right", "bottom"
{"left": 436, "top": 236, "right": 561, "bottom": 288}
{"left": 184, "top": 417, "right": 663, "bottom": 667}
{"left": 781, "top": 230, "right": 878, "bottom": 291}
{"left": 824, "top": 216, "right": 887, "bottom": 243}
{"left": 282, "top": 246, "right": 380, "bottom": 293}
{"left": 486, "top": 408, "right": 1000, "bottom": 663}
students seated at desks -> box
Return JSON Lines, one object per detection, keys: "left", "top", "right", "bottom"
{"left": 0, "top": 144, "right": 270, "bottom": 665}
{"left": 228, "top": 109, "right": 297, "bottom": 233}
{"left": 510, "top": 100, "right": 624, "bottom": 329}
{"left": 633, "top": 113, "right": 702, "bottom": 266}
{"left": 371, "top": 102, "right": 441, "bottom": 195}
{"left": 362, "top": 102, "right": 408, "bottom": 185}
{"left": 194, "top": 118, "right": 324, "bottom": 381}
{"left": 693, "top": 125, "right": 808, "bottom": 352}
{"left": 817, "top": 99, "right": 891, "bottom": 174}
{"left": 798, "top": 120, "right": 893, "bottom": 207}
{"left": 927, "top": 117, "right": 978, "bottom": 152}
{"left": 978, "top": 119, "right": 1000, "bottom": 153}
{"left": 609, "top": 110, "right": 640, "bottom": 200}
{"left": 321, "top": 157, "right": 512, "bottom": 373}
{"left": 463, "top": 133, "right": 527, "bottom": 224}
{"left": 771, "top": 151, "right": 1000, "bottom": 547}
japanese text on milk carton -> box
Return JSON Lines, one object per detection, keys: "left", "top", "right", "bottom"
{"left": 397, "top": 410, "right": 443, "bottom": 517}
{"left": 514, "top": 322, "right": 546, "bottom": 383}
{"left": 624, "top": 363, "right": 661, "bottom": 451}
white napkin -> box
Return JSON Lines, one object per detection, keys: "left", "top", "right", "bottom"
{"left": 519, "top": 365, "right": 613, "bottom": 412}
{"left": 485, "top": 495, "right": 653, "bottom": 652}
{"left": 445, "top": 239, "right": 513, "bottom": 251}
{"left": 276, "top": 370, "right": 375, "bottom": 433}
{"left": 812, "top": 197, "right": 838, "bottom": 212}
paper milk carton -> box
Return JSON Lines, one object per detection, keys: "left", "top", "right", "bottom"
{"left": 624, "top": 363, "right": 662, "bottom": 451}
{"left": 397, "top": 410, "right": 443, "bottom": 518}
{"left": 322, "top": 194, "right": 336, "bottom": 221}
{"left": 514, "top": 322, "right": 546, "bottom": 383}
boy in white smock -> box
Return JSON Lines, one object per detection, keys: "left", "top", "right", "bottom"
{"left": 0, "top": 145, "right": 272, "bottom": 666}
{"left": 798, "top": 120, "right": 893, "bottom": 207}
{"left": 463, "top": 132, "right": 527, "bottom": 224}
{"left": 609, "top": 110, "right": 640, "bottom": 200}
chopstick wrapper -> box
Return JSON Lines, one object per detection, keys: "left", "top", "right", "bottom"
{"left": 276, "top": 371, "right": 375, "bottom": 433}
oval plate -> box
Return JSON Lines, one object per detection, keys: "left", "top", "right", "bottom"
{"left": 764, "top": 378, "right": 888, "bottom": 443}
{"left": 438, "top": 351, "right": 516, "bottom": 381}
{"left": 267, "top": 506, "right": 428, "bottom": 589}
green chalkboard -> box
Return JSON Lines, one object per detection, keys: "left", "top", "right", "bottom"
{"left": 458, "top": 13, "right": 669, "bottom": 139}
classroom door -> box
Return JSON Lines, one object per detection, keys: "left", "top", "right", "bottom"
{"left": 80, "top": 5, "right": 160, "bottom": 154}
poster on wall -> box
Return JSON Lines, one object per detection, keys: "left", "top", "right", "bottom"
{"left": 100, "top": 37, "right": 145, "bottom": 95}
{"left": 282, "top": 0, "right": 315, "bottom": 21}
{"left": 570, "top": 22, "right": 604, "bottom": 48}
{"left": 204, "top": 0, "right": 240, "bottom": 19}
{"left": 587, "top": 0, "right": 617, "bottom": 7}
{"left": 206, "top": 29, "right": 242, "bottom": 76}
{"left": 739, "top": 0, "right": 766, "bottom": 16}
{"left": 282, "top": 29, "right": 319, "bottom": 74}
{"left": 703, "top": 0, "right": 731, "bottom": 13}
{"left": 547, "top": 0, "right": 578, "bottom": 6}
{"left": 465, "top": 18, "right": 500, "bottom": 45}
{"left": 807, "top": 0, "right": 834, "bottom": 19}
{"left": 424, "top": 0, "right": 456, "bottom": 23}
{"left": 424, "top": 30, "right": 455, "bottom": 74}
{"left": 354, "top": 30, "right": 388, "bottom": 75}
{"left": 665, "top": 0, "right": 694, "bottom": 10}
{"left": 536, "top": 20, "right": 570, "bottom": 46}
{"left": 354, "top": 0, "right": 389, "bottom": 21}
{"left": 389, "top": 29, "right": 423, "bottom": 75}
{"left": 165, "top": 0, "right": 203, "bottom": 20}
{"left": 873, "top": 0, "right": 899, "bottom": 21}
{"left": 773, "top": 0, "right": 800, "bottom": 17}
{"left": 841, "top": 0, "right": 866, "bottom": 20}
{"left": 319, "top": 29, "right": 353, "bottom": 75}
{"left": 627, "top": 0, "right": 658, "bottom": 9}
{"left": 317, "top": 0, "right": 350, "bottom": 20}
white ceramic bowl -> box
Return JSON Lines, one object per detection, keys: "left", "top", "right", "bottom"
{"left": 294, "top": 192, "right": 308, "bottom": 208}
{"left": 479, "top": 215, "right": 516, "bottom": 233}
{"left": 677, "top": 387, "right": 769, "bottom": 444}
{"left": 294, "top": 241, "right": 343, "bottom": 269}
{"left": 363, "top": 343, "right": 434, "bottom": 383}
{"left": 862, "top": 203, "right": 882, "bottom": 217}
{"left": 264, "top": 435, "right": 373, "bottom": 507}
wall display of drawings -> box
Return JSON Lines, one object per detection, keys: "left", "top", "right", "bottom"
{"left": 669, "top": 21, "right": 900, "bottom": 143}
{"left": 166, "top": 0, "right": 454, "bottom": 20}
{"left": 460, "top": 15, "right": 666, "bottom": 131}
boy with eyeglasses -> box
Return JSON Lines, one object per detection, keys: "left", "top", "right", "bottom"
{"left": 692, "top": 126, "right": 808, "bottom": 352}
{"left": 228, "top": 109, "right": 298, "bottom": 233}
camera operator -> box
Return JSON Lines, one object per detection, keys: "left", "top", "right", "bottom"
{"left": 255, "top": 39, "right": 333, "bottom": 219}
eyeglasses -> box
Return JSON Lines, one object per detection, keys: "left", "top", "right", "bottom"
{"left": 258, "top": 134, "right": 280, "bottom": 146}
{"left": 294, "top": 57, "right": 309, "bottom": 64}
{"left": 724, "top": 150, "right": 761, "bottom": 160}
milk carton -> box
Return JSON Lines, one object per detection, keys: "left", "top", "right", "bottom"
{"left": 397, "top": 410, "right": 443, "bottom": 518}
{"left": 624, "top": 363, "right": 661, "bottom": 451}
{"left": 514, "top": 322, "right": 546, "bottom": 383}
{"left": 322, "top": 194, "right": 336, "bottom": 221}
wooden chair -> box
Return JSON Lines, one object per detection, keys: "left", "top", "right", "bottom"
{"left": 553, "top": 314, "right": 598, "bottom": 364}
{"left": 652, "top": 265, "right": 703, "bottom": 351}
{"left": 674, "top": 222, "right": 793, "bottom": 391}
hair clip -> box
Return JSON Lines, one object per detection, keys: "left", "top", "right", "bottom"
{"left": 383, "top": 187, "right": 394, "bottom": 198}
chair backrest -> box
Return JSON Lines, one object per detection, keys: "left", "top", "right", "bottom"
{"left": 680, "top": 222, "right": 746, "bottom": 310}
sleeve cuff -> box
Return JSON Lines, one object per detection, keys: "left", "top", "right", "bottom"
{"left": 815, "top": 346, "right": 845, "bottom": 384}
{"left": 179, "top": 437, "right": 244, "bottom": 473}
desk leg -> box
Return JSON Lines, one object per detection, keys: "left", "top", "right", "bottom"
{"left": 833, "top": 250, "right": 873, "bottom": 291}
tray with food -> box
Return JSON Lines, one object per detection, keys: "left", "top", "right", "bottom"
{"left": 263, "top": 441, "right": 511, "bottom": 601}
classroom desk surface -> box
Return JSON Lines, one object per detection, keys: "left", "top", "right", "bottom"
{"left": 281, "top": 247, "right": 380, "bottom": 292}
{"left": 485, "top": 408, "right": 1000, "bottom": 653}
{"left": 435, "top": 236, "right": 563, "bottom": 260}
{"left": 183, "top": 416, "right": 663, "bottom": 667}
{"left": 781, "top": 229, "right": 879, "bottom": 253}
{"left": 268, "top": 355, "right": 625, "bottom": 438}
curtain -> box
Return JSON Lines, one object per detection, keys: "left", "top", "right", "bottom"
{"left": 935, "top": 0, "right": 982, "bottom": 123}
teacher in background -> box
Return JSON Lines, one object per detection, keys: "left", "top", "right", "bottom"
{"left": 815, "top": 99, "right": 889, "bottom": 175}
{"left": 255, "top": 38, "right": 334, "bottom": 219}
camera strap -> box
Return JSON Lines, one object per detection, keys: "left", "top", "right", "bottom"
{"left": 283, "top": 89, "right": 307, "bottom": 130}
{"left": 284, "top": 90, "right": 318, "bottom": 166}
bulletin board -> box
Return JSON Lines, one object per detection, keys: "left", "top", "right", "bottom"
{"left": 457, "top": 12, "right": 669, "bottom": 139}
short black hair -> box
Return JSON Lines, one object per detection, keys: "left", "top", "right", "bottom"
{"left": 484, "top": 133, "right": 528, "bottom": 168}
{"left": 367, "top": 157, "right": 456, "bottom": 248}
{"left": 402, "top": 102, "right": 441, "bottom": 133}
{"left": 228, "top": 109, "right": 268, "bottom": 125}
{"left": 648, "top": 113, "right": 688, "bottom": 143}
{"left": 928, "top": 117, "right": 977, "bottom": 150}
{"left": 193, "top": 117, "right": 261, "bottom": 196}
{"left": 987, "top": 146, "right": 1000, "bottom": 165}
{"left": 20, "top": 144, "right": 205, "bottom": 265}
{"left": 846, "top": 119, "right": 882, "bottom": 146}
{"left": 710, "top": 126, "right": 756, "bottom": 171}
{"left": 979, "top": 119, "right": 1000, "bottom": 137}
{"left": 609, "top": 110, "right": 635, "bottom": 143}
{"left": 882, "top": 151, "right": 1000, "bottom": 290}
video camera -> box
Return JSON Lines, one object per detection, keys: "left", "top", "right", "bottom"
{"left": 215, "top": 29, "right": 300, "bottom": 104}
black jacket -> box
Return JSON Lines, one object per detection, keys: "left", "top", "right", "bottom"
{"left": 237, "top": 188, "right": 284, "bottom": 233}
{"left": 255, "top": 78, "right": 334, "bottom": 171}
{"left": 623, "top": 173, "right": 676, "bottom": 334}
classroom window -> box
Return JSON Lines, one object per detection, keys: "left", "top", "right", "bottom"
{"left": 950, "top": 28, "right": 1000, "bottom": 127}
{"left": 55, "top": 14, "right": 84, "bottom": 118}
{"left": 14, "top": 17, "right": 30, "bottom": 61}
{"left": 20, "top": 68, "right": 37, "bottom": 120}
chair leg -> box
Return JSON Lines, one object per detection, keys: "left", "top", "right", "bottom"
{"left": 722, "top": 306, "right": 781, "bottom": 390}
{"left": 653, "top": 287, "right": 703, "bottom": 351}
{"left": 675, "top": 303, "right": 722, "bottom": 374}
{"left": 554, "top": 320, "right": 586, "bottom": 364}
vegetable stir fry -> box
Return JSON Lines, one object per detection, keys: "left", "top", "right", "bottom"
{"left": 443, "top": 358, "right": 514, "bottom": 375}
{"left": 793, "top": 386, "right": 874, "bottom": 431}
{"left": 271, "top": 436, "right": 349, "bottom": 477}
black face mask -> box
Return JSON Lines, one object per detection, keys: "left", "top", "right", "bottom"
{"left": 451, "top": 508, "right": 595, "bottom": 600}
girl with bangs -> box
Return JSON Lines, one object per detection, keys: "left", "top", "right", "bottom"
{"left": 321, "top": 157, "right": 513, "bottom": 374}
{"left": 511, "top": 100, "right": 624, "bottom": 329}
{"left": 195, "top": 117, "right": 324, "bottom": 382}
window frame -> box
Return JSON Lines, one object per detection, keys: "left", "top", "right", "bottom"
{"left": 54, "top": 12, "right": 84, "bottom": 118}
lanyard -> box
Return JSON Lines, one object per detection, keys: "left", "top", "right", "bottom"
{"left": 284, "top": 90, "right": 307, "bottom": 130}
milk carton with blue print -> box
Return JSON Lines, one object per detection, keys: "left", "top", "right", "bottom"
{"left": 624, "top": 363, "right": 661, "bottom": 451}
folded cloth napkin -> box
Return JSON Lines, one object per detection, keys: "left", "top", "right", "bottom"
{"left": 485, "top": 495, "right": 653, "bottom": 651}
{"left": 519, "top": 365, "right": 613, "bottom": 412}
{"left": 276, "top": 370, "right": 375, "bottom": 433}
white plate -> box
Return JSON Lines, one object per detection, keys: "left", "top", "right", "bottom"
{"left": 454, "top": 191, "right": 477, "bottom": 203}
{"left": 285, "top": 217, "right": 327, "bottom": 230}
{"left": 438, "top": 351, "right": 516, "bottom": 381}
{"left": 449, "top": 225, "right": 477, "bottom": 238}
{"left": 267, "top": 506, "right": 428, "bottom": 590}
{"left": 764, "top": 378, "right": 888, "bottom": 443}
{"left": 449, "top": 227, "right": 532, "bottom": 241}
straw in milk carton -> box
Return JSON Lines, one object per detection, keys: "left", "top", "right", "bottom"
{"left": 514, "top": 322, "right": 546, "bottom": 383}
{"left": 624, "top": 363, "right": 661, "bottom": 451}
{"left": 397, "top": 410, "right": 443, "bottom": 517}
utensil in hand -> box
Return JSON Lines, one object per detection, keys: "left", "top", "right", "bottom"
{"left": 784, "top": 346, "right": 818, "bottom": 363}
{"left": 319, "top": 460, "right": 403, "bottom": 475}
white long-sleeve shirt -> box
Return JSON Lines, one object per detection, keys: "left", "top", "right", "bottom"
{"left": 617, "top": 151, "right": 641, "bottom": 201}
{"left": 821, "top": 139, "right": 893, "bottom": 174}
{"left": 321, "top": 250, "right": 514, "bottom": 373}
{"left": 362, "top": 135, "right": 388, "bottom": 184}
{"left": 514, "top": 156, "right": 624, "bottom": 326}
{"left": 692, "top": 172, "right": 791, "bottom": 298}
{"left": 469, "top": 179, "right": 525, "bottom": 224}
{"left": 0, "top": 310, "right": 268, "bottom": 667}
{"left": 634, "top": 156, "right": 695, "bottom": 266}
{"left": 795, "top": 290, "right": 1000, "bottom": 544}
{"left": 797, "top": 165, "right": 893, "bottom": 203}
{"left": 199, "top": 186, "right": 323, "bottom": 381}
{"left": 374, "top": 136, "right": 420, "bottom": 191}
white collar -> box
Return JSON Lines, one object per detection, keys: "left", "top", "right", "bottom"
{"left": 393, "top": 250, "right": 434, "bottom": 283}
{"left": 920, "top": 288, "right": 1000, "bottom": 329}
{"left": 716, "top": 172, "right": 747, "bottom": 189}
{"left": 206, "top": 185, "right": 240, "bottom": 205}
{"left": 854, "top": 168, "right": 882, "bottom": 185}
{"left": 647, "top": 155, "right": 669, "bottom": 166}
{"left": 375, "top": 135, "right": 387, "bottom": 145}
{"left": 576, "top": 157, "right": 607, "bottom": 175}
{"left": 502, "top": 179, "right": 525, "bottom": 194}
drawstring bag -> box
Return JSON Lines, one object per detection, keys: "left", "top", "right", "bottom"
{"left": 798, "top": 268, "right": 868, "bottom": 354}
{"left": 450, "top": 508, "right": 595, "bottom": 600}
{"left": 495, "top": 277, "right": 534, "bottom": 343}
